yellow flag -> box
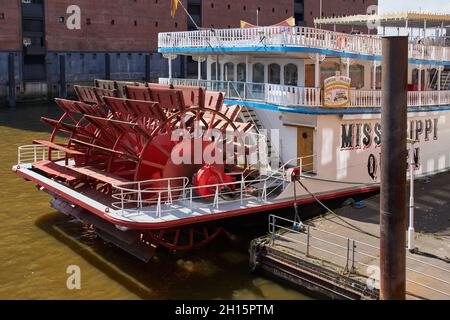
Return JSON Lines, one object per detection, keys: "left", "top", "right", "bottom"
{"left": 170, "top": 0, "right": 179, "bottom": 18}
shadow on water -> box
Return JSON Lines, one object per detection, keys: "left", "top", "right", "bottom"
{"left": 34, "top": 209, "right": 311, "bottom": 300}
{"left": 0, "top": 102, "right": 63, "bottom": 133}
{"left": 32, "top": 194, "right": 376, "bottom": 300}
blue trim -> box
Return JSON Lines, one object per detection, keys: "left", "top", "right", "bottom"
{"left": 224, "top": 99, "right": 279, "bottom": 111}
{"left": 279, "top": 105, "right": 450, "bottom": 115}
{"left": 159, "top": 46, "right": 450, "bottom": 66}
{"left": 223, "top": 98, "right": 450, "bottom": 115}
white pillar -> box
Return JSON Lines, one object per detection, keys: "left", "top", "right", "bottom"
{"left": 346, "top": 61, "right": 350, "bottom": 78}
{"left": 372, "top": 61, "right": 378, "bottom": 90}
{"left": 198, "top": 59, "right": 201, "bottom": 80}
{"left": 264, "top": 64, "right": 269, "bottom": 84}
{"left": 408, "top": 142, "right": 416, "bottom": 252}
{"left": 280, "top": 63, "right": 285, "bottom": 85}
{"left": 169, "top": 58, "right": 172, "bottom": 80}
{"left": 438, "top": 66, "right": 442, "bottom": 104}
{"left": 418, "top": 65, "right": 422, "bottom": 91}
{"left": 245, "top": 56, "right": 250, "bottom": 83}
{"left": 315, "top": 55, "right": 320, "bottom": 88}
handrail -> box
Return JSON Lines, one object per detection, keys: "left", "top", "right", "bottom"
{"left": 159, "top": 26, "right": 450, "bottom": 62}
{"left": 110, "top": 155, "right": 316, "bottom": 213}
{"left": 268, "top": 214, "right": 450, "bottom": 298}
{"left": 160, "top": 78, "right": 450, "bottom": 108}
{"left": 17, "top": 145, "right": 66, "bottom": 165}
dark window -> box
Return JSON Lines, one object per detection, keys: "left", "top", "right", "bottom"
{"left": 155, "top": 21, "right": 158, "bottom": 27}
{"left": 86, "top": 18, "right": 91, "bottom": 25}
{"left": 22, "top": 19, "right": 44, "bottom": 32}
{"left": 59, "top": 16, "right": 64, "bottom": 23}
{"left": 111, "top": 20, "right": 115, "bottom": 25}
{"left": 0, "top": 13, "right": 4, "bottom": 20}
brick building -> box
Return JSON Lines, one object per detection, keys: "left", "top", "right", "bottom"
{"left": 0, "top": 0, "right": 377, "bottom": 102}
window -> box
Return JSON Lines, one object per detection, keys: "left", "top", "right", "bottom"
{"left": 284, "top": 64, "right": 298, "bottom": 86}
{"left": 350, "top": 64, "right": 364, "bottom": 88}
{"left": 0, "top": 12, "right": 5, "bottom": 20}
{"left": 211, "top": 62, "right": 221, "bottom": 80}
{"left": 237, "top": 63, "right": 246, "bottom": 82}
{"left": 224, "top": 62, "right": 234, "bottom": 81}
{"left": 268, "top": 63, "right": 281, "bottom": 84}
{"left": 252, "top": 63, "right": 265, "bottom": 83}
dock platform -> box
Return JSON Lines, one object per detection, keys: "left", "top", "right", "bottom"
{"left": 250, "top": 172, "right": 450, "bottom": 300}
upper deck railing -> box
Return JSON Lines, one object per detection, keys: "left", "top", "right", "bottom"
{"left": 158, "top": 26, "right": 450, "bottom": 63}
{"left": 159, "top": 78, "right": 450, "bottom": 109}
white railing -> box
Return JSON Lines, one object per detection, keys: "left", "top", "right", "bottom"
{"left": 17, "top": 145, "right": 66, "bottom": 165}
{"left": 160, "top": 78, "right": 450, "bottom": 108}
{"left": 159, "top": 26, "right": 450, "bottom": 62}
{"left": 268, "top": 215, "right": 450, "bottom": 299}
{"left": 111, "top": 155, "right": 316, "bottom": 217}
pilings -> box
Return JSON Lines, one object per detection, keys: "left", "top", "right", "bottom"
{"left": 8, "top": 53, "right": 16, "bottom": 108}
{"left": 105, "top": 53, "right": 111, "bottom": 80}
{"left": 59, "top": 55, "right": 67, "bottom": 98}
{"left": 145, "top": 54, "right": 151, "bottom": 82}
{"left": 380, "top": 36, "right": 408, "bottom": 300}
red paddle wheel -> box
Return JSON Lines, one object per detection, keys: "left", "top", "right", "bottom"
{"left": 38, "top": 84, "right": 255, "bottom": 253}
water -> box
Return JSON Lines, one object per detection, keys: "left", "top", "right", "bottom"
{"left": 0, "top": 103, "right": 310, "bottom": 300}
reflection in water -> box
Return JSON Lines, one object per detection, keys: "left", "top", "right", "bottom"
{"left": 0, "top": 103, "right": 310, "bottom": 300}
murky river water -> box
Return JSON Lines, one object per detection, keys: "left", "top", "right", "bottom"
{"left": 0, "top": 103, "right": 310, "bottom": 300}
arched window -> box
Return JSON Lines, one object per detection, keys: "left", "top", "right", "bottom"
{"left": 350, "top": 64, "right": 364, "bottom": 88}
{"left": 268, "top": 63, "right": 281, "bottom": 84}
{"left": 237, "top": 63, "right": 246, "bottom": 82}
{"left": 284, "top": 64, "right": 298, "bottom": 86}
{"left": 224, "top": 62, "right": 234, "bottom": 81}
{"left": 252, "top": 63, "right": 265, "bottom": 83}
{"left": 320, "top": 62, "right": 340, "bottom": 87}
{"left": 412, "top": 69, "right": 425, "bottom": 88}
{"left": 371, "top": 66, "right": 382, "bottom": 89}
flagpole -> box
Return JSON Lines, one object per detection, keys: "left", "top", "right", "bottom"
{"left": 177, "top": 0, "right": 200, "bottom": 30}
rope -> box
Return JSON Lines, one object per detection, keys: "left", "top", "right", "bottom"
{"left": 292, "top": 173, "right": 379, "bottom": 239}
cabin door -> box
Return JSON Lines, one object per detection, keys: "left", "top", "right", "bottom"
{"left": 297, "top": 126, "right": 314, "bottom": 172}
{"left": 305, "top": 64, "right": 315, "bottom": 87}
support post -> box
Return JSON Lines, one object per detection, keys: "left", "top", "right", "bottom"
{"left": 145, "top": 54, "right": 151, "bottom": 82}
{"left": 315, "top": 54, "right": 320, "bottom": 88}
{"left": 197, "top": 58, "right": 201, "bottom": 81}
{"left": 105, "top": 53, "right": 111, "bottom": 80}
{"left": 59, "top": 55, "right": 67, "bottom": 99}
{"left": 380, "top": 36, "right": 408, "bottom": 300}
{"left": 407, "top": 142, "right": 416, "bottom": 251}
{"left": 7, "top": 53, "right": 16, "bottom": 108}
{"left": 168, "top": 57, "right": 173, "bottom": 80}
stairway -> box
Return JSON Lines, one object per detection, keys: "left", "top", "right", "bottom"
{"left": 431, "top": 69, "right": 450, "bottom": 90}
{"left": 441, "top": 69, "right": 450, "bottom": 90}
{"left": 239, "top": 106, "right": 281, "bottom": 167}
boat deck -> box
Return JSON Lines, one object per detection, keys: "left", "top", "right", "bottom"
{"left": 13, "top": 162, "right": 379, "bottom": 229}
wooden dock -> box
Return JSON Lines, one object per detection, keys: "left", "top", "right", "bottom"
{"left": 250, "top": 172, "right": 450, "bottom": 300}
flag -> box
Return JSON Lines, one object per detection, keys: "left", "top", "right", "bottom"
{"left": 170, "top": 0, "right": 179, "bottom": 18}
{"left": 240, "top": 17, "right": 296, "bottom": 28}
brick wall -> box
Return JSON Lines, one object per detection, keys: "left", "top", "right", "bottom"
{"left": 201, "top": 0, "right": 294, "bottom": 29}
{"left": 45, "top": 0, "right": 187, "bottom": 52}
{"left": 0, "top": 0, "right": 21, "bottom": 51}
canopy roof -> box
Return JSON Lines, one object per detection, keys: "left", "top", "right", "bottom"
{"left": 314, "top": 12, "right": 450, "bottom": 29}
